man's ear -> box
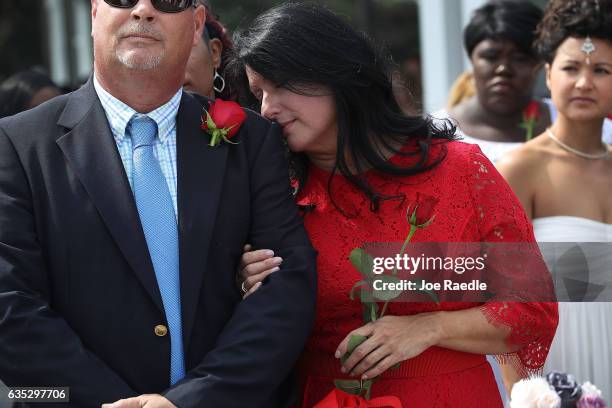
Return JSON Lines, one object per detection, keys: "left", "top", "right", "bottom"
{"left": 209, "top": 38, "right": 223, "bottom": 69}
{"left": 192, "top": 5, "right": 206, "bottom": 48}
{"left": 91, "top": 0, "right": 98, "bottom": 35}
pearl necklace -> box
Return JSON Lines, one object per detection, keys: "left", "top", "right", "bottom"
{"left": 546, "top": 129, "right": 609, "bottom": 160}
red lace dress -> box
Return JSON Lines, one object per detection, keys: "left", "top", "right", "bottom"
{"left": 294, "top": 141, "right": 558, "bottom": 407}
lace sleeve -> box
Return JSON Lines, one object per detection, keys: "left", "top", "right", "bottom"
{"left": 465, "top": 145, "right": 558, "bottom": 376}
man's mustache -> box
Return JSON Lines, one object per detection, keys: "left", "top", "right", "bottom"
{"left": 118, "top": 23, "right": 163, "bottom": 41}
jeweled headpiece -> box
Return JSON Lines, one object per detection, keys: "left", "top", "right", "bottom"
{"left": 581, "top": 36, "right": 596, "bottom": 64}
{"left": 581, "top": 0, "right": 602, "bottom": 65}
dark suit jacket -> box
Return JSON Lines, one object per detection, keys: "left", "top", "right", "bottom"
{"left": 0, "top": 78, "right": 317, "bottom": 408}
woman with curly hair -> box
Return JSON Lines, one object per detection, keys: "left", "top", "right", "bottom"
{"left": 498, "top": 0, "right": 612, "bottom": 399}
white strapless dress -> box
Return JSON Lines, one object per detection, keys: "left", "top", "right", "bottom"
{"left": 534, "top": 216, "right": 612, "bottom": 404}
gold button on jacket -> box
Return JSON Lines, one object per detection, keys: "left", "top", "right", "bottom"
{"left": 154, "top": 324, "right": 168, "bottom": 337}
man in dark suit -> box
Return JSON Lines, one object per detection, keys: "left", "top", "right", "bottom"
{"left": 0, "top": 1, "right": 317, "bottom": 407}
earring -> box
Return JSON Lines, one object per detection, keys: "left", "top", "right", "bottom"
{"left": 213, "top": 69, "right": 226, "bottom": 94}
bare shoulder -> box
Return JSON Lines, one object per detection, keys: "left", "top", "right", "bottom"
{"left": 496, "top": 137, "right": 550, "bottom": 183}
{"left": 448, "top": 102, "right": 467, "bottom": 124}
{"left": 495, "top": 136, "right": 552, "bottom": 218}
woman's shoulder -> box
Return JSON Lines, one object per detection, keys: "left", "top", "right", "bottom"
{"left": 429, "top": 140, "right": 527, "bottom": 198}
{"left": 496, "top": 135, "right": 551, "bottom": 177}
{"left": 431, "top": 139, "right": 484, "bottom": 169}
{"left": 394, "top": 138, "right": 474, "bottom": 168}
{"left": 494, "top": 136, "right": 552, "bottom": 212}
{"left": 410, "top": 140, "right": 495, "bottom": 192}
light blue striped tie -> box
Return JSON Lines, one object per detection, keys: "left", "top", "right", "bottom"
{"left": 129, "top": 114, "right": 185, "bottom": 385}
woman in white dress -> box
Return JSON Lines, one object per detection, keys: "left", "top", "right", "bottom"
{"left": 497, "top": 0, "right": 612, "bottom": 402}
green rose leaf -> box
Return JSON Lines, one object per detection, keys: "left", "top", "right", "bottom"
{"left": 372, "top": 275, "right": 403, "bottom": 301}
{"left": 349, "top": 280, "right": 368, "bottom": 301}
{"left": 340, "top": 334, "right": 368, "bottom": 364}
{"left": 333, "top": 379, "right": 362, "bottom": 396}
{"left": 333, "top": 379, "right": 374, "bottom": 400}
{"left": 349, "top": 248, "right": 374, "bottom": 277}
{"left": 362, "top": 379, "right": 374, "bottom": 400}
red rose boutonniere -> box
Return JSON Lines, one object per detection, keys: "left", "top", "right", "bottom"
{"left": 201, "top": 99, "right": 247, "bottom": 147}
{"left": 519, "top": 100, "right": 541, "bottom": 141}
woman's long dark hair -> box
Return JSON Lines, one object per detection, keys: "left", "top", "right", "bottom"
{"left": 228, "top": 2, "right": 457, "bottom": 213}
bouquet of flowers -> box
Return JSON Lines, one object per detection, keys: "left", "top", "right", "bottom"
{"left": 510, "top": 371, "right": 607, "bottom": 408}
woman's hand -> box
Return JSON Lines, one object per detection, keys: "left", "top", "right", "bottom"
{"left": 239, "top": 244, "right": 283, "bottom": 299}
{"left": 335, "top": 314, "right": 442, "bottom": 380}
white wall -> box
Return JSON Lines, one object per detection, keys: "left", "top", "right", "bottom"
{"left": 44, "top": 0, "right": 93, "bottom": 86}
{"left": 418, "top": 0, "right": 486, "bottom": 113}
{"left": 73, "top": 0, "right": 94, "bottom": 81}
{"left": 45, "top": 0, "right": 69, "bottom": 86}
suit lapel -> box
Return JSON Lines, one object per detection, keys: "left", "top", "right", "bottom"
{"left": 56, "top": 79, "right": 164, "bottom": 312}
{"left": 176, "top": 94, "right": 229, "bottom": 350}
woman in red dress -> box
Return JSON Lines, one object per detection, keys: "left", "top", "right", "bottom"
{"left": 230, "top": 3, "right": 558, "bottom": 406}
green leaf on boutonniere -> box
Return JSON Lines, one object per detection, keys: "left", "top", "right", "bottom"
{"left": 205, "top": 112, "right": 216, "bottom": 130}
{"left": 371, "top": 275, "right": 403, "bottom": 301}
{"left": 349, "top": 248, "right": 374, "bottom": 277}
{"left": 341, "top": 334, "right": 368, "bottom": 364}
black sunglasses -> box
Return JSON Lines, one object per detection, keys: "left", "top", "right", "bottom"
{"left": 103, "top": 0, "right": 196, "bottom": 13}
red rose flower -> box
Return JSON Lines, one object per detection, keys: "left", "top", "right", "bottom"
{"left": 201, "top": 99, "right": 247, "bottom": 146}
{"left": 407, "top": 193, "right": 439, "bottom": 227}
{"left": 523, "top": 100, "right": 541, "bottom": 122}
{"left": 520, "top": 100, "right": 541, "bottom": 141}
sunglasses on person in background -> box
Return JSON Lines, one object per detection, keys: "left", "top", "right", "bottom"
{"left": 103, "top": 0, "right": 196, "bottom": 13}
